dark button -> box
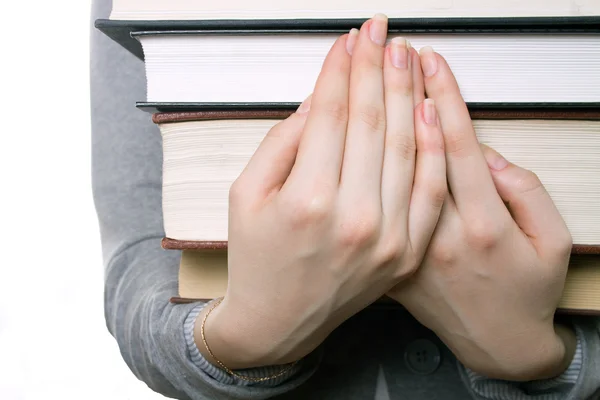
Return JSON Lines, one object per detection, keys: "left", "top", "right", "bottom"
{"left": 404, "top": 339, "right": 441, "bottom": 375}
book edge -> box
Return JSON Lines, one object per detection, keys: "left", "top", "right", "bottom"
{"left": 167, "top": 296, "right": 600, "bottom": 315}
{"left": 152, "top": 109, "right": 600, "bottom": 124}
{"left": 162, "top": 238, "right": 600, "bottom": 255}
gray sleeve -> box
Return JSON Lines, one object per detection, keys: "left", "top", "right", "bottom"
{"left": 90, "top": 1, "right": 319, "bottom": 398}
{"left": 458, "top": 318, "right": 600, "bottom": 400}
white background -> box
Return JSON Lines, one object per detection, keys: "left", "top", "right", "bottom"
{"left": 0, "top": 1, "right": 165, "bottom": 399}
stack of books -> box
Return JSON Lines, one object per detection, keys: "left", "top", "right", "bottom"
{"left": 97, "top": 0, "right": 600, "bottom": 315}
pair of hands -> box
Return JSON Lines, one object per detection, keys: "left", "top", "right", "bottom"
{"left": 196, "top": 14, "right": 576, "bottom": 381}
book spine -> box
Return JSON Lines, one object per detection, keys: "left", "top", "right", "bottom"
{"left": 150, "top": 108, "right": 600, "bottom": 122}
{"left": 168, "top": 296, "right": 600, "bottom": 316}
{"left": 162, "top": 238, "right": 600, "bottom": 255}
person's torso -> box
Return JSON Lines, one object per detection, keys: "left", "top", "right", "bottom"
{"left": 277, "top": 306, "right": 474, "bottom": 400}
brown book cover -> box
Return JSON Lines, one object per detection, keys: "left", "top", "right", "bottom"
{"left": 153, "top": 109, "right": 600, "bottom": 124}
{"left": 162, "top": 238, "right": 600, "bottom": 255}
{"left": 157, "top": 109, "right": 600, "bottom": 255}
{"left": 169, "top": 251, "right": 600, "bottom": 316}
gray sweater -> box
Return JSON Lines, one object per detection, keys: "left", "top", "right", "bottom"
{"left": 91, "top": 1, "right": 600, "bottom": 398}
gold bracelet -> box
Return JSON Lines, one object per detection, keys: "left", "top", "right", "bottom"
{"left": 200, "top": 297, "right": 299, "bottom": 382}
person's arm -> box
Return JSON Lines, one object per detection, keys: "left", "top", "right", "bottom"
{"left": 90, "top": 1, "right": 318, "bottom": 398}
{"left": 459, "top": 318, "right": 600, "bottom": 400}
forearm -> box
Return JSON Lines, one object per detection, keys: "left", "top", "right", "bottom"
{"left": 105, "top": 240, "right": 318, "bottom": 399}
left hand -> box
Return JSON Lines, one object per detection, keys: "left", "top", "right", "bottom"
{"left": 387, "top": 47, "right": 577, "bottom": 382}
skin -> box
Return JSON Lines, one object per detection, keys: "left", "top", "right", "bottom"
{"left": 195, "top": 14, "right": 576, "bottom": 381}
{"left": 387, "top": 45, "right": 576, "bottom": 382}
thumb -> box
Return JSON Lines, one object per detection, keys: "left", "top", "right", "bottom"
{"left": 480, "top": 144, "right": 572, "bottom": 257}
{"left": 235, "top": 95, "right": 311, "bottom": 205}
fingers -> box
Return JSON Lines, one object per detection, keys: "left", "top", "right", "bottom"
{"left": 411, "top": 48, "right": 426, "bottom": 105}
{"left": 339, "top": 14, "right": 388, "bottom": 205}
{"left": 481, "top": 144, "right": 573, "bottom": 258}
{"left": 286, "top": 33, "right": 352, "bottom": 191}
{"left": 236, "top": 99, "right": 311, "bottom": 206}
{"left": 408, "top": 100, "right": 448, "bottom": 255}
{"left": 420, "top": 47, "right": 505, "bottom": 217}
{"left": 380, "top": 37, "right": 416, "bottom": 223}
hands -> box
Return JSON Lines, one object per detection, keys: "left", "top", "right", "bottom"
{"left": 195, "top": 15, "right": 575, "bottom": 381}
{"left": 195, "top": 15, "right": 447, "bottom": 369}
{"left": 387, "top": 47, "right": 575, "bottom": 381}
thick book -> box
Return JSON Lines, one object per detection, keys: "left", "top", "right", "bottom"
{"left": 173, "top": 250, "right": 600, "bottom": 316}
{"left": 95, "top": 0, "right": 600, "bottom": 105}
{"left": 131, "top": 29, "right": 600, "bottom": 105}
{"left": 155, "top": 110, "right": 600, "bottom": 254}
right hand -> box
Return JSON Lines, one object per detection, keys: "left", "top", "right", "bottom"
{"left": 196, "top": 14, "right": 447, "bottom": 369}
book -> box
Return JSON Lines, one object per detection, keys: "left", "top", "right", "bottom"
{"left": 110, "top": 0, "right": 600, "bottom": 21}
{"left": 95, "top": 1, "right": 600, "bottom": 102}
{"left": 133, "top": 30, "right": 600, "bottom": 105}
{"left": 155, "top": 110, "right": 600, "bottom": 253}
{"left": 96, "top": 17, "right": 600, "bottom": 63}
{"left": 173, "top": 250, "right": 600, "bottom": 315}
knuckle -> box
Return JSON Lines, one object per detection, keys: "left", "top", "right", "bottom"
{"left": 465, "top": 219, "right": 504, "bottom": 249}
{"left": 386, "top": 133, "right": 416, "bottom": 162}
{"left": 375, "top": 234, "right": 406, "bottom": 265}
{"left": 265, "top": 120, "right": 285, "bottom": 138}
{"left": 443, "top": 134, "right": 473, "bottom": 159}
{"left": 337, "top": 211, "right": 381, "bottom": 248}
{"left": 429, "top": 239, "right": 457, "bottom": 267}
{"left": 429, "top": 182, "right": 448, "bottom": 209}
{"left": 282, "top": 191, "right": 334, "bottom": 228}
{"left": 392, "top": 253, "right": 419, "bottom": 281}
{"left": 229, "top": 178, "right": 248, "bottom": 205}
{"left": 320, "top": 102, "right": 349, "bottom": 125}
{"left": 554, "top": 229, "right": 573, "bottom": 258}
{"left": 356, "top": 104, "right": 386, "bottom": 132}
{"left": 412, "top": 180, "right": 447, "bottom": 210}
{"left": 514, "top": 171, "right": 544, "bottom": 196}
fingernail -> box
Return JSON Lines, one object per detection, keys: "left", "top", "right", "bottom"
{"left": 369, "top": 14, "right": 388, "bottom": 46}
{"left": 296, "top": 95, "right": 312, "bottom": 114}
{"left": 420, "top": 46, "right": 438, "bottom": 77}
{"left": 423, "top": 99, "right": 437, "bottom": 125}
{"left": 482, "top": 145, "right": 510, "bottom": 171}
{"left": 390, "top": 37, "right": 408, "bottom": 69}
{"left": 346, "top": 28, "right": 359, "bottom": 55}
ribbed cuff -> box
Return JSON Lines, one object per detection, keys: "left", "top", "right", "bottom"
{"left": 183, "top": 300, "right": 304, "bottom": 387}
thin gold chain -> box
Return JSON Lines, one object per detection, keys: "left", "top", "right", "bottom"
{"left": 200, "top": 297, "right": 299, "bottom": 382}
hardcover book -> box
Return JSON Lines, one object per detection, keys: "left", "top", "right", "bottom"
{"left": 94, "top": 1, "right": 600, "bottom": 107}
{"left": 174, "top": 250, "right": 600, "bottom": 315}
{"left": 155, "top": 110, "right": 600, "bottom": 254}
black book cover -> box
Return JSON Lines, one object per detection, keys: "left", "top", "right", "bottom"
{"left": 137, "top": 103, "right": 600, "bottom": 114}
{"left": 95, "top": 17, "right": 600, "bottom": 60}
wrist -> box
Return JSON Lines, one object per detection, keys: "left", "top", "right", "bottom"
{"left": 194, "top": 298, "right": 303, "bottom": 370}
{"left": 469, "top": 323, "right": 577, "bottom": 382}
{"left": 515, "top": 323, "right": 577, "bottom": 381}
{"left": 544, "top": 323, "right": 578, "bottom": 379}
